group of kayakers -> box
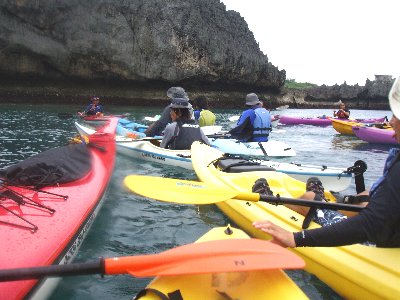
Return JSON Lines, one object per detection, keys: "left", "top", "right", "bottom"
{"left": 79, "top": 78, "right": 400, "bottom": 249}
{"left": 81, "top": 87, "right": 273, "bottom": 150}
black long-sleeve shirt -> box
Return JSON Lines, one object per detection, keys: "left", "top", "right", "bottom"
{"left": 294, "top": 156, "right": 400, "bottom": 247}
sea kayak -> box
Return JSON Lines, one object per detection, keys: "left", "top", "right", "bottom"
{"left": 214, "top": 151, "right": 353, "bottom": 192}
{"left": 279, "top": 115, "right": 333, "bottom": 126}
{"left": 0, "top": 118, "right": 117, "bottom": 300}
{"left": 331, "top": 118, "right": 363, "bottom": 135}
{"left": 209, "top": 138, "right": 296, "bottom": 157}
{"left": 135, "top": 226, "right": 308, "bottom": 300}
{"left": 190, "top": 141, "right": 400, "bottom": 300}
{"left": 353, "top": 126, "right": 397, "bottom": 145}
{"left": 75, "top": 122, "right": 192, "bottom": 170}
{"left": 280, "top": 116, "right": 387, "bottom": 127}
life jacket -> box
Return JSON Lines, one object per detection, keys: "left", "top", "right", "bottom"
{"left": 198, "top": 110, "right": 216, "bottom": 127}
{"left": 166, "top": 120, "right": 206, "bottom": 150}
{"left": 336, "top": 109, "right": 349, "bottom": 119}
{"left": 252, "top": 108, "right": 271, "bottom": 141}
{"left": 370, "top": 148, "right": 400, "bottom": 196}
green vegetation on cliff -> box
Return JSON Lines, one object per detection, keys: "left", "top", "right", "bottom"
{"left": 284, "top": 79, "right": 318, "bottom": 90}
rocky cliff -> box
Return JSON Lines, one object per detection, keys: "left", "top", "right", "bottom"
{"left": 273, "top": 75, "right": 394, "bottom": 110}
{"left": 0, "top": 0, "right": 285, "bottom": 105}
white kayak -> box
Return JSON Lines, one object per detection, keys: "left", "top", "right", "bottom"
{"left": 75, "top": 122, "right": 352, "bottom": 188}
{"left": 75, "top": 122, "right": 193, "bottom": 169}
{"left": 216, "top": 155, "right": 353, "bottom": 192}
{"left": 209, "top": 138, "right": 296, "bottom": 157}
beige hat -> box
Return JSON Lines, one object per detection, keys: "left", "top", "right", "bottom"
{"left": 245, "top": 93, "right": 262, "bottom": 106}
{"left": 389, "top": 77, "right": 400, "bottom": 118}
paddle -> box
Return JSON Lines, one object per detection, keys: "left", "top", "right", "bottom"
{"left": 124, "top": 175, "right": 363, "bottom": 212}
{"left": 0, "top": 238, "right": 304, "bottom": 282}
{"left": 116, "top": 133, "right": 231, "bottom": 143}
{"left": 116, "top": 136, "right": 162, "bottom": 143}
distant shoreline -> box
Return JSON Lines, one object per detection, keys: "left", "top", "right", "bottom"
{"left": 0, "top": 79, "right": 391, "bottom": 110}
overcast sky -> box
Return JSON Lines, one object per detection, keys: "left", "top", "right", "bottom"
{"left": 221, "top": 0, "right": 399, "bottom": 86}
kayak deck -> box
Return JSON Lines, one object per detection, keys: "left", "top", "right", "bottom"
{"left": 0, "top": 118, "right": 117, "bottom": 299}
{"left": 190, "top": 142, "right": 400, "bottom": 299}
{"left": 137, "top": 226, "right": 308, "bottom": 300}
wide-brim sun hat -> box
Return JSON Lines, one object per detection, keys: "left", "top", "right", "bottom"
{"left": 167, "top": 87, "right": 189, "bottom": 101}
{"left": 389, "top": 77, "right": 400, "bottom": 119}
{"left": 245, "top": 93, "right": 262, "bottom": 106}
{"left": 170, "top": 98, "right": 192, "bottom": 109}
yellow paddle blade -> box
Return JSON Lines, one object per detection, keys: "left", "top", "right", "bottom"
{"left": 124, "top": 175, "right": 239, "bottom": 204}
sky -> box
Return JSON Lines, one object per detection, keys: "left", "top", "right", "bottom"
{"left": 221, "top": 0, "right": 399, "bottom": 86}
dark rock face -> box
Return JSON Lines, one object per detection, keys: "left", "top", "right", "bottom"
{"left": 0, "top": 0, "right": 285, "bottom": 91}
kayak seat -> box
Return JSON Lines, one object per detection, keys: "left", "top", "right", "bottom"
{"left": 216, "top": 158, "right": 276, "bottom": 173}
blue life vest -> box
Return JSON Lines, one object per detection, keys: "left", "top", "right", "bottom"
{"left": 252, "top": 108, "right": 271, "bottom": 142}
{"left": 370, "top": 148, "right": 400, "bottom": 196}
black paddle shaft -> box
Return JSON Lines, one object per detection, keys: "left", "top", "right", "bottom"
{"left": 0, "top": 259, "right": 105, "bottom": 282}
{"left": 260, "top": 194, "right": 363, "bottom": 212}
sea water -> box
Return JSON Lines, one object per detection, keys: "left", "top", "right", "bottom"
{"left": 0, "top": 103, "right": 393, "bottom": 299}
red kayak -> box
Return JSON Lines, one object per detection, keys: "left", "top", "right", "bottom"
{"left": 0, "top": 118, "right": 117, "bottom": 299}
{"left": 78, "top": 112, "right": 129, "bottom": 121}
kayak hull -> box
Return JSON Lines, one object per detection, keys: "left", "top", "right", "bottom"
{"left": 117, "top": 140, "right": 192, "bottom": 170}
{"left": 246, "top": 159, "right": 352, "bottom": 192}
{"left": 191, "top": 142, "right": 400, "bottom": 300}
{"left": 280, "top": 116, "right": 387, "bottom": 127}
{"left": 279, "top": 115, "right": 332, "bottom": 126}
{"left": 75, "top": 121, "right": 192, "bottom": 170}
{"left": 0, "top": 118, "right": 117, "bottom": 300}
{"left": 136, "top": 226, "right": 308, "bottom": 300}
{"left": 331, "top": 119, "right": 360, "bottom": 135}
{"left": 209, "top": 139, "right": 296, "bottom": 157}
{"left": 353, "top": 126, "right": 397, "bottom": 144}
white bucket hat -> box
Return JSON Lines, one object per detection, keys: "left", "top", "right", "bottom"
{"left": 245, "top": 93, "right": 262, "bottom": 106}
{"left": 389, "top": 77, "right": 400, "bottom": 119}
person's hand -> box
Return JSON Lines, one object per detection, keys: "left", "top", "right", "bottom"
{"left": 253, "top": 220, "right": 296, "bottom": 248}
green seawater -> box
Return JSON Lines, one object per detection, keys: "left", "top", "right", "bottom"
{"left": 0, "top": 103, "right": 392, "bottom": 299}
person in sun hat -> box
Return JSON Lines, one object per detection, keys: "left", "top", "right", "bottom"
{"left": 229, "top": 93, "right": 272, "bottom": 142}
{"left": 84, "top": 96, "right": 104, "bottom": 116}
{"left": 145, "top": 87, "right": 192, "bottom": 137}
{"left": 160, "top": 97, "right": 210, "bottom": 149}
{"left": 253, "top": 77, "right": 400, "bottom": 248}
{"left": 193, "top": 95, "right": 216, "bottom": 127}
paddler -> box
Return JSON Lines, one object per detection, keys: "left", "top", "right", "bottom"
{"left": 193, "top": 95, "right": 216, "bottom": 127}
{"left": 145, "top": 87, "right": 192, "bottom": 137}
{"left": 253, "top": 77, "right": 400, "bottom": 248}
{"left": 84, "top": 96, "right": 104, "bottom": 117}
{"left": 333, "top": 101, "right": 350, "bottom": 119}
{"left": 160, "top": 98, "right": 210, "bottom": 149}
{"left": 229, "top": 93, "right": 272, "bottom": 142}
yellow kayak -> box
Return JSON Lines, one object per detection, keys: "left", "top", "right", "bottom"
{"left": 190, "top": 141, "right": 400, "bottom": 300}
{"left": 331, "top": 118, "right": 362, "bottom": 135}
{"left": 136, "top": 226, "right": 308, "bottom": 299}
